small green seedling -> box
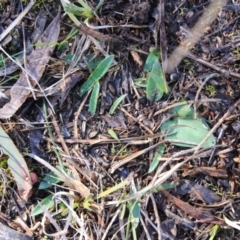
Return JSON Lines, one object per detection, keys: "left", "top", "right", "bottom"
{"left": 136, "top": 48, "right": 170, "bottom": 102}
{"left": 62, "top": 0, "right": 93, "bottom": 19}
{"left": 205, "top": 85, "right": 217, "bottom": 97}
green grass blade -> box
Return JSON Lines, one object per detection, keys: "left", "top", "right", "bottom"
{"left": 89, "top": 82, "right": 100, "bottom": 115}
{"left": 148, "top": 144, "right": 165, "bottom": 173}
{"left": 108, "top": 129, "right": 120, "bottom": 142}
{"left": 80, "top": 55, "right": 114, "bottom": 96}
{"left": 96, "top": 179, "right": 130, "bottom": 199}
{"left": 109, "top": 94, "right": 127, "bottom": 114}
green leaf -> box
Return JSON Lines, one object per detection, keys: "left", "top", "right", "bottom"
{"left": 0, "top": 126, "right": 32, "bottom": 200}
{"left": 161, "top": 117, "right": 216, "bottom": 148}
{"left": 86, "top": 54, "right": 104, "bottom": 70}
{"left": 89, "top": 82, "right": 100, "bottom": 115}
{"left": 171, "top": 104, "right": 195, "bottom": 117}
{"left": 109, "top": 94, "right": 127, "bottom": 114}
{"left": 39, "top": 165, "right": 66, "bottom": 189}
{"left": 130, "top": 200, "right": 141, "bottom": 229}
{"left": 146, "top": 59, "right": 169, "bottom": 101}
{"left": 80, "top": 55, "right": 114, "bottom": 96}
{"left": 108, "top": 129, "right": 120, "bottom": 142}
{"left": 64, "top": 1, "right": 93, "bottom": 18}
{"left": 146, "top": 76, "right": 164, "bottom": 101}
{"left": 152, "top": 182, "right": 176, "bottom": 193}
{"left": 209, "top": 225, "right": 220, "bottom": 240}
{"left": 83, "top": 194, "right": 94, "bottom": 211}
{"left": 148, "top": 144, "right": 165, "bottom": 173}
{"left": 144, "top": 48, "right": 161, "bottom": 72}
{"left": 134, "top": 77, "right": 147, "bottom": 87}
{"left": 31, "top": 194, "right": 55, "bottom": 216}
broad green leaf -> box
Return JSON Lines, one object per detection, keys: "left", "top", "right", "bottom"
{"left": 39, "top": 165, "right": 66, "bottom": 189}
{"left": 31, "top": 194, "right": 54, "bottom": 216}
{"left": 146, "top": 59, "right": 170, "bottom": 101}
{"left": 108, "top": 129, "right": 120, "bottom": 142}
{"left": 80, "top": 55, "right": 114, "bottom": 96}
{"left": 148, "top": 144, "right": 165, "bottom": 173}
{"left": 109, "top": 94, "right": 127, "bottom": 114}
{"left": 161, "top": 117, "right": 216, "bottom": 148}
{"left": 171, "top": 104, "right": 195, "bottom": 117}
{"left": 86, "top": 54, "right": 104, "bottom": 70}
{"left": 0, "top": 126, "right": 32, "bottom": 200}
{"left": 146, "top": 76, "right": 164, "bottom": 101}
{"left": 89, "top": 82, "right": 100, "bottom": 115}
{"left": 144, "top": 48, "right": 161, "bottom": 72}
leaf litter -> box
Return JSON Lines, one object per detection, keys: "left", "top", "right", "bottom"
{"left": 1, "top": 0, "right": 240, "bottom": 239}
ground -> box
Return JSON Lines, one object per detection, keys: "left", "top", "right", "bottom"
{"left": 0, "top": 0, "right": 240, "bottom": 239}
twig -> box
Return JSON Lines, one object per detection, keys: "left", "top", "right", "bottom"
{"left": 187, "top": 52, "right": 240, "bottom": 79}
{"left": 48, "top": 108, "right": 70, "bottom": 156}
{"left": 73, "top": 91, "right": 91, "bottom": 150}
{"left": 193, "top": 98, "right": 240, "bottom": 154}
{"left": 154, "top": 98, "right": 221, "bottom": 116}
{"left": 120, "top": 107, "right": 154, "bottom": 135}
{"left": 193, "top": 73, "right": 219, "bottom": 118}
{"left": 110, "top": 140, "right": 166, "bottom": 173}
{"left": 149, "top": 193, "right": 162, "bottom": 240}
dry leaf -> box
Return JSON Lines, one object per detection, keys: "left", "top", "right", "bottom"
{"left": 130, "top": 50, "right": 143, "bottom": 66}
{"left": 0, "top": 11, "right": 60, "bottom": 119}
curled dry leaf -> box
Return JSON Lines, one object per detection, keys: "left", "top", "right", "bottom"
{"left": 0, "top": 11, "right": 61, "bottom": 119}
{"left": 0, "top": 126, "right": 32, "bottom": 201}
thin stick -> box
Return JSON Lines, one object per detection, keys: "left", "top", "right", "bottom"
{"left": 149, "top": 193, "right": 162, "bottom": 240}
{"left": 193, "top": 99, "right": 240, "bottom": 154}
{"left": 73, "top": 91, "right": 91, "bottom": 149}
{"left": 120, "top": 107, "right": 154, "bottom": 135}
{"left": 48, "top": 108, "right": 70, "bottom": 156}
{"left": 193, "top": 73, "right": 219, "bottom": 118}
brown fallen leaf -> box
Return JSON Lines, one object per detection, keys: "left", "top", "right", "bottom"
{"left": 175, "top": 180, "right": 221, "bottom": 204}
{"left": 0, "top": 11, "right": 60, "bottom": 119}
{"left": 162, "top": 188, "right": 224, "bottom": 225}
{"left": 130, "top": 50, "right": 143, "bottom": 66}
{"left": 185, "top": 166, "right": 228, "bottom": 178}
